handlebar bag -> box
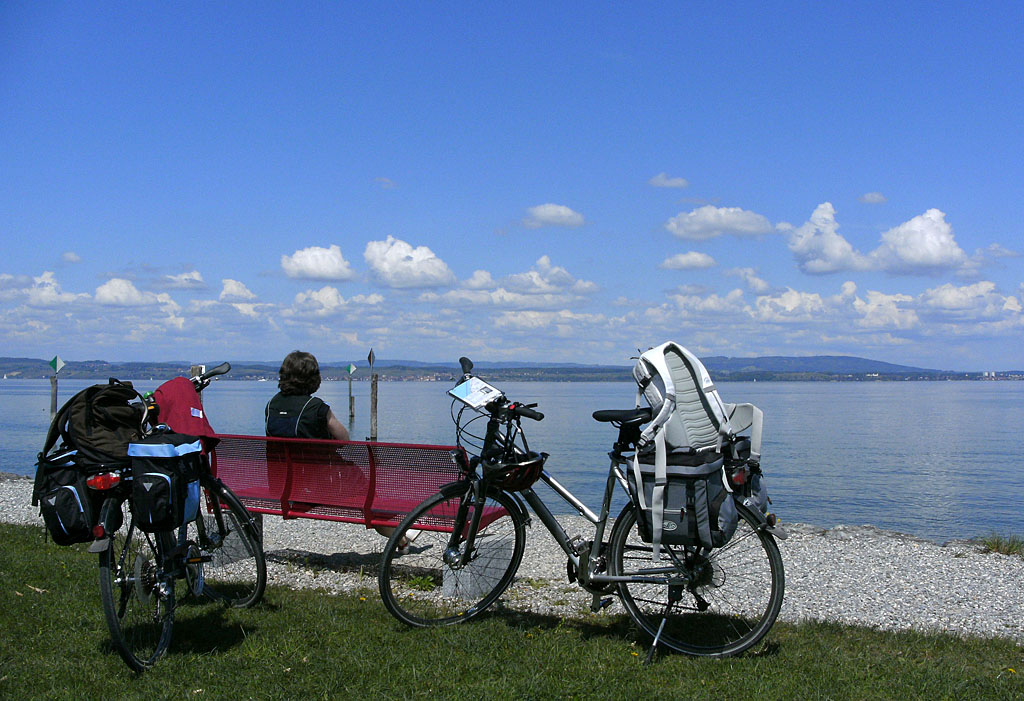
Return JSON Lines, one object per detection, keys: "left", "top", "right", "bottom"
{"left": 129, "top": 432, "right": 202, "bottom": 532}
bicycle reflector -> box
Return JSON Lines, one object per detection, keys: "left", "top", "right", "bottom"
{"left": 86, "top": 472, "right": 122, "bottom": 491}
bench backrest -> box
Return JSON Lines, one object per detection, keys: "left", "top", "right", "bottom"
{"left": 211, "top": 434, "right": 466, "bottom": 527}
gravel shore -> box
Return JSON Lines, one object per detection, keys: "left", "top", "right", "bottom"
{"left": 5, "top": 473, "right": 1021, "bottom": 644}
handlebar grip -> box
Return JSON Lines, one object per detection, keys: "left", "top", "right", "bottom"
{"left": 198, "top": 362, "right": 231, "bottom": 382}
{"left": 512, "top": 404, "right": 544, "bottom": 421}
{"left": 458, "top": 356, "right": 474, "bottom": 375}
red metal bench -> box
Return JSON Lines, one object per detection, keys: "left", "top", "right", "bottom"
{"left": 210, "top": 434, "right": 468, "bottom": 530}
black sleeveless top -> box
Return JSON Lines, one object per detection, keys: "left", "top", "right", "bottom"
{"left": 264, "top": 393, "right": 331, "bottom": 439}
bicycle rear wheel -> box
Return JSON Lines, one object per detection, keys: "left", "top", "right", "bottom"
{"left": 378, "top": 482, "right": 526, "bottom": 627}
{"left": 610, "top": 502, "right": 784, "bottom": 657}
{"left": 98, "top": 497, "right": 175, "bottom": 672}
{"left": 183, "top": 479, "right": 266, "bottom": 608}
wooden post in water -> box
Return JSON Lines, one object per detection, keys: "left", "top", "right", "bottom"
{"left": 348, "top": 375, "right": 355, "bottom": 421}
{"left": 48, "top": 355, "right": 64, "bottom": 420}
{"left": 190, "top": 365, "right": 205, "bottom": 403}
{"left": 367, "top": 348, "right": 377, "bottom": 441}
{"left": 369, "top": 373, "right": 378, "bottom": 441}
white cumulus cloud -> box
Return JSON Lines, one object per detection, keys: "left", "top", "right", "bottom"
{"left": 95, "top": 279, "right": 155, "bottom": 306}
{"left": 660, "top": 252, "right": 716, "bottom": 270}
{"left": 869, "top": 209, "right": 968, "bottom": 272}
{"left": 753, "top": 288, "right": 828, "bottom": 322}
{"left": 505, "top": 256, "right": 597, "bottom": 295}
{"left": 61, "top": 251, "right": 81, "bottom": 263}
{"left": 665, "top": 205, "right": 775, "bottom": 240}
{"left": 852, "top": 291, "right": 919, "bottom": 329}
{"left": 648, "top": 172, "right": 689, "bottom": 189}
{"left": 463, "top": 270, "right": 496, "bottom": 289}
{"left": 292, "top": 286, "right": 385, "bottom": 316}
{"left": 788, "top": 202, "right": 872, "bottom": 273}
{"left": 790, "top": 204, "right": 970, "bottom": 275}
{"left": 364, "top": 236, "right": 455, "bottom": 288}
{"left": 523, "top": 203, "right": 585, "bottom": 229}
{"left": 729, "top": 267, "right": 772, "bottom": 293}
{"left": 859, "top": 192, "right": 887, "bottom": 204}
{"left": 162, "top": 270, "right": 206, "bottom": 289}
{"left": 28, "top": 272, "right": 88, "bottom": 306}
{"left": 220, "top": 279, "right": 256, "bottom": 301}
{"left": 281, "top": 244, "right": 356, "bottom": 281}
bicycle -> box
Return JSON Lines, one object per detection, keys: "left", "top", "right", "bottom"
{"left": 378, "top": 357, "right": 785, "bottom": 658}
{"left": 87, "top": 363, "right": 267, "bottom": 672}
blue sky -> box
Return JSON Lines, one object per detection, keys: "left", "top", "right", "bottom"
{"left": 2, "top": 2, "right": 1022, "bottom": 370}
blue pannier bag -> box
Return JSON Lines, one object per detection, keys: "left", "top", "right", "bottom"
{"left": 128, "top": 431, "right": 202, "bottom": 532}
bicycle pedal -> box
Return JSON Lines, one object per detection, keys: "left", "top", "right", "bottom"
{"left": 589, "top": 595, "right": 613, "bottom": 613}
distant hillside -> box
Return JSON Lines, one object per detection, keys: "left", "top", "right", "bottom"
{"left": 700, "top": 355, "right": 932, "bottom": 375}
{"left": 3, "top": 355, "right": 1020, "bottom": 382}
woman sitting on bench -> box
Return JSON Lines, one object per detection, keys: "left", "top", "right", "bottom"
{"left": 265, "top": 350, "right": 417, "bottom": 550}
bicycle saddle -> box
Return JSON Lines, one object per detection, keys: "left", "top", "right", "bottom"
{"left": 591, "top": 407, "right": 652, "bottom": 425}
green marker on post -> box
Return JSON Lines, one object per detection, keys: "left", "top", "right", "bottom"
{"left": 49, "top": 355, "right": 64, "bottom": 419}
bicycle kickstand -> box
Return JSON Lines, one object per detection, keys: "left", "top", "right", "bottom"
{"left": 644, "top": 617, "right": 667, "bottom": 665}
{"left": 589, "top": 593, "right": 613, "bottom": 613}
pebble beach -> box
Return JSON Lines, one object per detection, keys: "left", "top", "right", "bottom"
{"left": 4, "top": 473, "right": 1021, "bottom": 644}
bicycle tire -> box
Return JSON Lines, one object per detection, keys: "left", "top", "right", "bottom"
{"left": 98, "top": 497, "right": 176, "bottom": 672}
{"left": 185, "top": 479, "right": 267, "bottom": 608}
{"left": 378, "top": 482, "right": 526, "bottom": 627}
{"left": 609, "top": 501, "right": 784, "bottom": 657}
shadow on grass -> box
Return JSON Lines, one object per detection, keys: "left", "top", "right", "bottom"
{"left": 382, "top": 600, "right": 783, "bottom": 660}
{"left": 266, "top": 547, "right": 383, "bottom": 573}
{"left": 159, "top": 599, "right": 267, "bottom": 656}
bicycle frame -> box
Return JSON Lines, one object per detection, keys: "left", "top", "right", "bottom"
{"left": 448, "top": 447, "right": 681, "bottom": 605}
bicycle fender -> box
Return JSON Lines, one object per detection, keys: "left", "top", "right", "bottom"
{"left": 741, "top": 498, "right": 789, "bottom": 540}
{"left": 88, "top": 537, "right": 110, "bottom": 553}
{"left": 503, "top": 489, "right": 530, "bottom": 524}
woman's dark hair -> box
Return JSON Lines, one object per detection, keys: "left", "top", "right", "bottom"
{"left": 278, "top": 350, "right": 322, "bottom": 395}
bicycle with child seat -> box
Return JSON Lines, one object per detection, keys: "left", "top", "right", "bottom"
{"left": 378, "top": 357, "right": 785, "bottom": 658}
{"left": 88, "top": 363, "right": 267, "bottom": 672}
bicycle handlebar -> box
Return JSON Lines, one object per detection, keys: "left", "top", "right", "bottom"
{"left": 509, "top": 402, "right": 544, "bottom": 422}
{"left": 199, "top": 362, "right": 231, "bottom": 382}
{"left": 191, "top": 362, "right": 231, "bottom": 391}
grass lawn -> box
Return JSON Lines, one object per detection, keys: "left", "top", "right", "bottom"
{"left": 1, "top": 522, "right": 1021, "bottom": 700}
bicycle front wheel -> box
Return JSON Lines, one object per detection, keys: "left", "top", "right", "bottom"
{"left": 378, "top": 482, "right": 527, "bottom": 627}
{"left": 185, "top": 480, "right": 267, "bottom": 608}
{"left": 98, "top": 497, "right": 176, "bottom": 672}
{"left": 610, "top": 502, "right": 784, "bottom": 657}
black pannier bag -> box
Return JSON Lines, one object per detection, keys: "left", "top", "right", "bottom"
{"left": 627, "top": 450, "right": 738, "bottom": 550}
{"left": 35, "top": 450, "right": 97, "bottom": 545}
{"left": 128, "top": 432, "right": 203, "bottom": 533}
{"left": 32, "top": 377, "right": 146, "bottom": 544}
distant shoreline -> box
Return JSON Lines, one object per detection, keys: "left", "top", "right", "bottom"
{"left": 3, "top": 354, "right": 1022, "bottom": 382}
{"left": 2, "top": 372, "right": 1022, "bottom": 382}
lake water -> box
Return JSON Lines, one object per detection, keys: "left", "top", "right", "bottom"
{"left": 3, "top": 378, "right": 1022, "bottom": 543}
